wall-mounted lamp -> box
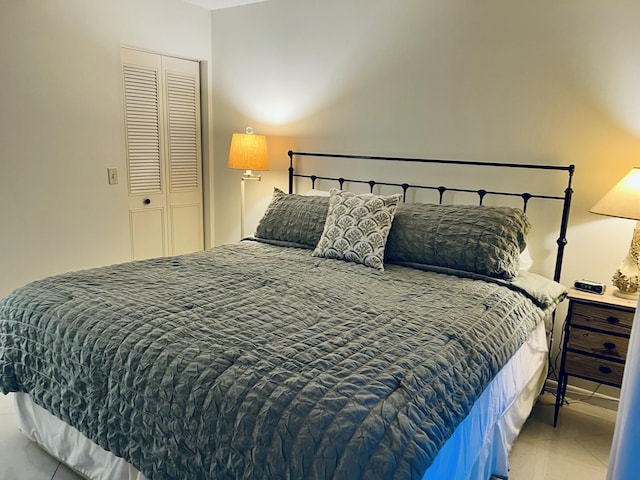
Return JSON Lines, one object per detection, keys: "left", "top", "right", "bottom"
{"left": 227, "top": 127, "right": 269, "bottom": 238}
{"left": 590, "top": 167, "right": 640, "bottom": 299}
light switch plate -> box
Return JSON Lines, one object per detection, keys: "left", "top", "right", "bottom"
{"left": 107, "top": 168, "right": 118, "bottom": 185}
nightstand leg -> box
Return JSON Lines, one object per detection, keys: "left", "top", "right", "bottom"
{"left": 553, "top": 373, "right": 566, "bottom": 427}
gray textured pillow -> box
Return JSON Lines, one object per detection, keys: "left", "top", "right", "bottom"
{"left": 385, "top": 203, "right": 531, "bottom": 280}
{"left": 312, "top": 189, "right": 402, "bottom": 270}
{"left": 254, "top": 188, "right": 329, "bottom": 248}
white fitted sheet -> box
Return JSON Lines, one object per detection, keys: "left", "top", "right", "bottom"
{"left": 14, "top": 321, "right": 547, "bottom": 480}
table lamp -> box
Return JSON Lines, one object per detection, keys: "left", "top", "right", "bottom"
{"left": 590, "top": 167, "right": 640, "bottom": 299}
{"left": 227, "top": 127, "right": 269, "bottom": 238}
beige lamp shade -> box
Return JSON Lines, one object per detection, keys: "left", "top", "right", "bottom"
{"left": 590, "top": 167, "right": 640, "bottom": 221}
{"left": 590, "top": 167, "right": 640, "bottom": 299}
{"left": 227, "top": 132, "right": 269, "bottom": 172}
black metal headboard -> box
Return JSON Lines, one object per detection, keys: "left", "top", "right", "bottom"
{"left": 288, "top": 150, "right": 575, "bottom": 283}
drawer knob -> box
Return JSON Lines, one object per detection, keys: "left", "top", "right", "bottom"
{"left": 604, "top": 342, "right": 616, "bottom": 350}
{"left": 607, "top": 316, "right": 620, "bottom": 325}
{"left": 599, "top": 365, "right": 612, "bottom": 375}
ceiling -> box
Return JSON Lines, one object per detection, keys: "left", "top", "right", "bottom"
{"left": 181, "top": 0, "right": 269, "bottom": 10}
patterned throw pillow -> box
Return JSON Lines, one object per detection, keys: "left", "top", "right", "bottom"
{"left": 312, "top": 189, "right": 402, "bottom": 270}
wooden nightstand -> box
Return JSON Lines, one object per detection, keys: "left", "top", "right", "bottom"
{"left": 553, "top": 288, "right": 637, "bottom": 426}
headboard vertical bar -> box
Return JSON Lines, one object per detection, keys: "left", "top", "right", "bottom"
{"left": 288, "top": 150, "right": 294, "bottom": 194}
{"left": 547, "top": 164, "right": 575, "bottom": 385}
{"left": 478, "top": 189, "right": 487, "bottom": 205}
{"left": 553, "top": 166, "right": 575, "bottom": 283}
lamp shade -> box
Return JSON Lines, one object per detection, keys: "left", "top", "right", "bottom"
{"left": 227, "top": 133, "right": 269, "bottom": 171}
{"left": 590, "top": 167, "right": 640, "bottom": 221}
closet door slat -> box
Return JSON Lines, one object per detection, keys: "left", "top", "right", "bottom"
{"left": 166, "top": 71, "right": 199, "bottom": 191}
{"left": 123, "top": 65, "right": 162, "bottom": 195}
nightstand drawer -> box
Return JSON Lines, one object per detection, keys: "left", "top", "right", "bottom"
{"left": 564, "top": 351, "right": 625, "bottom": 386}
{"left": 571, "top": 302, "right": 634, "bottom": 335}
{"left": 567, "top": 328, "right": 628, "bottom": 360}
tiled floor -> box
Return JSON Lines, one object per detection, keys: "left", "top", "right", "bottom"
{"left": 0, "top": 393, "right": 82, "bottom": 480}
{"left": 509, "top": 392, "right": 616, "bottom": 480}
{"left": 0, "top": 391, "right": 616, "bottom": 480}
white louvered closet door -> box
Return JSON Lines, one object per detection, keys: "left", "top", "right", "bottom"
{"left": 122, "top": 48, "right": 203, "bottom": 260}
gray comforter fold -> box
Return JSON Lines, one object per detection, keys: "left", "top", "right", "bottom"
{"left": 0, "top": 242, "right": 558, "bottom": 479}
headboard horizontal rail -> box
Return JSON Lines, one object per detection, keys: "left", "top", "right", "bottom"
{"left": 288, "top": 150, "right": 574, "bottom": 172}
{"left": 294, "top": 173, "right": 566, "bottom": 208}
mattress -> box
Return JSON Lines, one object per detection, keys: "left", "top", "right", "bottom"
{"left": 0, "top": 241, "right": 564, "bottom": 479}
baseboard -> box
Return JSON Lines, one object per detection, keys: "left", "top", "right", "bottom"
{"left": 544, "top": 379, "right": 620, "bottom": 403}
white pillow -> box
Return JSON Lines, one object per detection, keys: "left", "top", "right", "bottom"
{"left": 304, "top": 189, "right": 331, "bottom": 197}
{"left": 519, "top": 247, "right": 533, "bottom": 272}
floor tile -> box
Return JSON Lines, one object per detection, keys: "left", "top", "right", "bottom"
{"left": 52, "top": 462, "right": 86, "bottom": 480}
{"left": 0, "top": 392, "right": 15, "bottom": 415}
{"left": 575, "top": 434, "right": 613, "bottom": 468}
{"left": 508, "top": 394, "right": 616, "bottom": 480}
{"left": 510, "top": 437, "right": 608, "bottom": 480}
{"left": 0, "top": 412, "right": 60, "bottom": 480}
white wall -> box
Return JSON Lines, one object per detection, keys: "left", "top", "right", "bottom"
{"left": 211, "top": 0, "right": 640, "bottom": 394}
{"left": 0, "top": 0, "right": 213, "bottom": 298}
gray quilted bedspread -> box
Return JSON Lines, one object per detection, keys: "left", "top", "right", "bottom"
{"left": 0, "top": 242, "right": 554, "bottom": 479}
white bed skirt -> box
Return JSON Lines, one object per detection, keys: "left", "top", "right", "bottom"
{"left": 14, "top": 321, "right": 548, "bottom": 480}
{"left": 15, "top": 392, "right": 148, "bottom": 480}
{"left": 423, "top": 319, "right": 548, "bottom": 479}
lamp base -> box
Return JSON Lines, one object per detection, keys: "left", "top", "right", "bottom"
{"left": 611, "top": 222, "right": 640, "bottom": 300}
{"left": 613, "top": 289, "right": 640, "bottom": 300}
{"left": 239, "top": 171, "right": 262, "bottom": 239}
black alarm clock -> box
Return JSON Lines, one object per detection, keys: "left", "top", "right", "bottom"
{"left": 574, "top": 279, "right": 606, "bottom": 295}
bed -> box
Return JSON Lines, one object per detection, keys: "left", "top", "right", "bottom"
{"left": 0, "top": 151, "right": 574, "bottom": 480}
